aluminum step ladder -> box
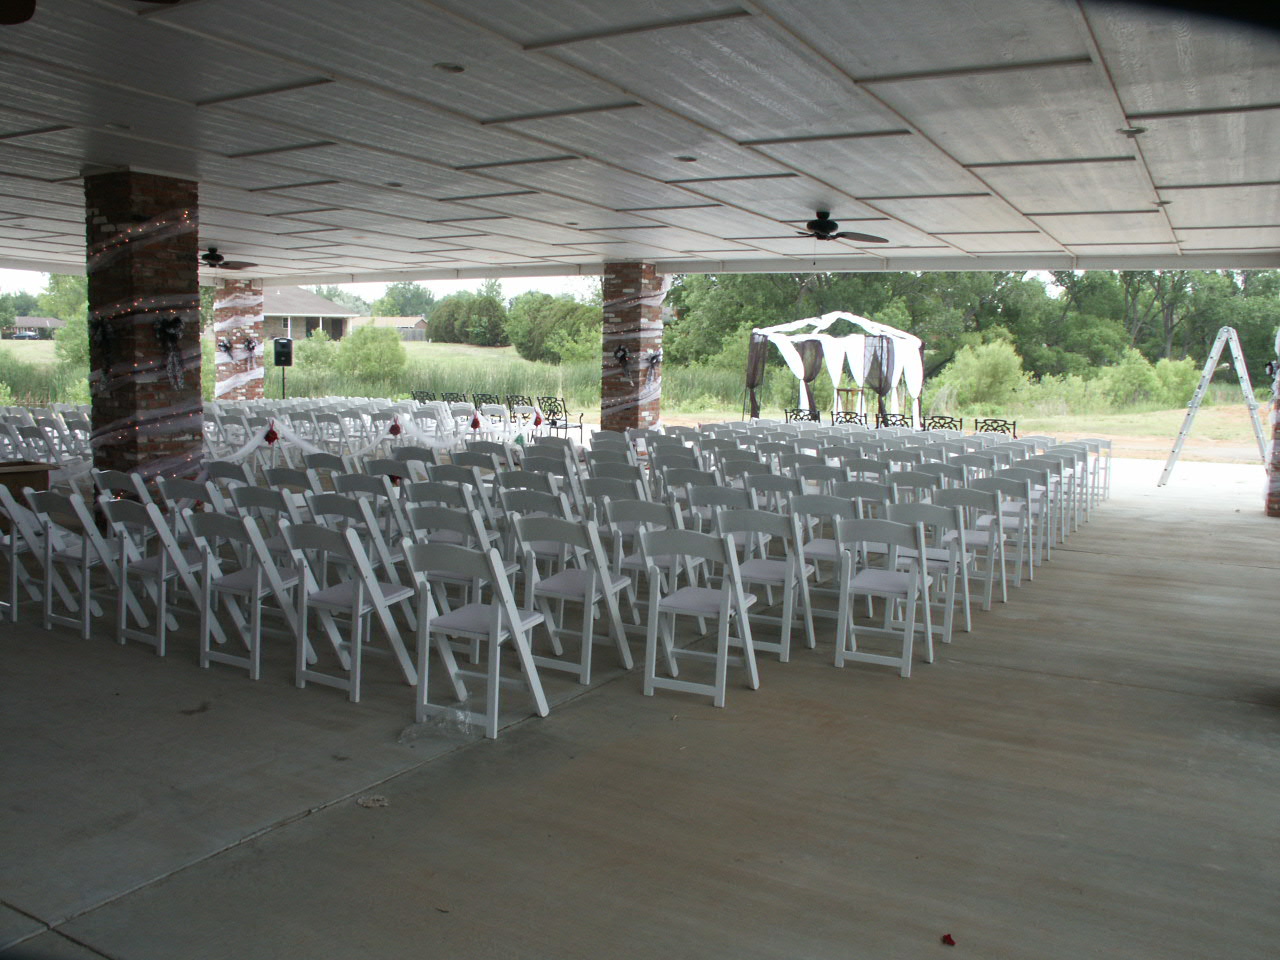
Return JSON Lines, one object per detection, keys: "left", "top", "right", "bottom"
{"left": 1159, "top": 326, "right": 1267, "bottom": 486}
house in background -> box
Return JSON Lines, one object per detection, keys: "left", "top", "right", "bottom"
{"left": 346, "top": 315, "right": 429, "bottom": 340}
{"left": 264, "top": 286, "right": 362, "bottom": 341}
{"left": 8, "top": 316, "right": 65, "bottom": 339}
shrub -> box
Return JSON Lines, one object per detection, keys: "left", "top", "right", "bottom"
{"left": 1098, "top": 349, "right": 1160, "bottom": 406}
{"left": 336, "top": 326, "right": 407, "bottom": 384}
{"left": 926, "top": 340, "right": 1028, "bottom": 412}
{"left": 295, "top": 329, "right": 339, "bottom": 368}
{"left": 1153, "top": 356, "right": 1200, "bottom": 408}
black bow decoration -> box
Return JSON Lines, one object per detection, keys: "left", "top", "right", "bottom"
{"left": 152, "top": 313, "right": 187, "bottom": 389}
{"left": 645, "top": 350, "right": 662, "bottom": 383}
{"left": 613, "top": 345, "right": 629, "bottom": 369}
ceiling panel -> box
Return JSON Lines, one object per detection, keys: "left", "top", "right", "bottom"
{"left": 628, "top": 204, "right": 785, "bottom": 238}
{"left": 250, "top": 143, "right": 505, "bottom": 198}
{"left": 675, "top": 174, "right": 879, "bottom": 221}
{"left": 0, "top": 141, "right": 84, "bottom": 181}
{"left": 976, "top": 159, "right": 1155, "bottom": 213}
{"left": 0, "top": 0, "right": 324, "bottom": 104}
{"left": 430, "top": 0, "right": 737, "bottom": 46}
{"left": 504, "top": 106, "right": 784, "bottom": 182}
{"left": 452, "top": 192, "right": 662, "bottom": 231}
{"left": 870, "top": 195, "right": 1033, "bottom": 233}
{"left": 155, "top": 0, "right": 625, "bottom": 121}
{"left": 1140, "top": 110, "right": 1280, "bottom": 187}
{"left": 1160, "top": 185, "right": 1280, "bottom": 228}
{"left": 939, "top": 232, "right": 1065, "bottom": 253}
{"left": 1085, "top": 2, "right": 1280, "bottom": 114}
{"left": 868, "top": 63, "right": 1133, "bottom": 164}
{"left": 763, "top": 0, "right": 1091, "bottom": 78}
{"left": 552, "top": 18, "right": 902, "bottom": 142}
{"left": 755, "top": 134, "right": 988, "bottom": 198}
{"left": 1175, "top": 226, "right": 1280, "bottom": 250}
{"left": 1063, "top": 242, "right": 1180, "bottom": 256}
{"left": 1031, "top": 211, "right": 1175, "bottom": 245}
{"left": 213, "top": 87, "right": 541, "bottom": 169}
{"left": 581, "top": 225, "right": 740, "bottom": 250}
{"left": 465, "top": 159, "right": 705, "bottom": 212}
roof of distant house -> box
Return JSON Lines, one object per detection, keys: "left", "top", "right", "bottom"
{"left": 264, "top": 285, "right": 362, "bottom": 319}
{"left": 13, "top": 316, "right": 64, "bottom": 329}
{"left": 346, "top": 315, "right": 427, "bottom": 330}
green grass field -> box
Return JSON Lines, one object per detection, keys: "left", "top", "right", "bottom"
{"left": 1, "top": 340, "right": 57, "bottom": 364}
{"left": 1, "top": 338, "right": 1268, "bottom": 461}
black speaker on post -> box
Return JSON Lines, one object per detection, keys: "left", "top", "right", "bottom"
{"left": 273, "top": 337, "right": 294, "bottom": 367}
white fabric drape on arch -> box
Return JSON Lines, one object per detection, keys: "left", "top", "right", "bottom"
{"left": 751, "top": 312, "right": 923, "bottom": 423}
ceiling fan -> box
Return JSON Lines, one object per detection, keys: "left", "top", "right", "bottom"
{"left": 201, "top": 247, "right": 257, "bottom": 271}
{"left": 2, "top": 0, "right": 179, "bottom": 26}
{"left": 796, "top": 211, "right": 889, "bottom": 244}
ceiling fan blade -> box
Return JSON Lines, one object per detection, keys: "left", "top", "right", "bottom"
{"left": 218, "top": 261, "right": 257, "bottom": 271}
{"left": 796, "top": 231, "right": 817, "bottom": 238}
{"left": 0, "top": 0, "right": 36, "bottom": 25}
{"left": 835, "top": 231, "right": 889, "bottom": 243}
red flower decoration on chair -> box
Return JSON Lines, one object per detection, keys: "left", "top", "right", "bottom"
{"left": 470, "top": 412, "right": 481, "bottom": 431}
{"left": 263, "top": 421, "right": 279, "bottom": 445}
{"left": 389, "top": 417, "right": 402, "bottom": 437}
{"left": 533, "top": 409, "right": 543, "bottom": 427}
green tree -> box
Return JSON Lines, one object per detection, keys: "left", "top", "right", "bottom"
{"left": 43, "top": 275, "right": 89, "bottom": 368}
{"left": 465, "top": 285, "right": 509, "bottom": 346}
{"left": 371, "top": 281, "right": 434, "bottom": 318}
{"left": 0, "top": 291, "right": 40, "bottom": 335}
{"left": 310, "top": 285, "right": 372, "bottom": 315}
{"left": 427, "top": 292, "right": 470, "bottom": 342}
{"left": 336, "top": 326, "right": 406, "bottom": 382}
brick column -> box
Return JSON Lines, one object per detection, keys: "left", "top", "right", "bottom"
{"left": 213, "top": 278, "right": 265, "bottom": 401}
{"left": 600, "top": 261, "right": 664, "bottom": 433}
{"left": 84, "top": 171, "right": 202, "bottom": 480}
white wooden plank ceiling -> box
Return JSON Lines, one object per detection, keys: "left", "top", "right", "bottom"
{"left": 0, "top": 0, "right": 1274, "bottom": 282}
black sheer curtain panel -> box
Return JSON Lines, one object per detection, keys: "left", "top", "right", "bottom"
{"left": 744, "top": 332, "right": 769, "bottom": 419}
{"left": 796, "top": 338, "right": 824, "bottom": 417}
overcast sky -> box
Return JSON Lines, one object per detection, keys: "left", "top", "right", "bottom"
{"left": 0, "top": 267, "right": 599, "bottom": 303}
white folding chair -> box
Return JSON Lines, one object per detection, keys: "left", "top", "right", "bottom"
{"left": 638, "top": 527, "right": 759, "bottom": 708}
{"left": 285, "top": 522, "right": 417, "bottom": 701}
{"left": 511, "top": 514, "right": 633, "bottom": 684}
{"left": 186, "top": 510, "right": 302, "bottom": 680}
{"left": 403, "top": 540, "right": 549, "bottom": 739}
{"left": 934, "top": 487, "right": 1007, "bottom": 611}
{"left": 715, "top": 507, "right": 816, "bottom": 663}
{"left": 833, "top": 516, "right": 933, "bottom": 678}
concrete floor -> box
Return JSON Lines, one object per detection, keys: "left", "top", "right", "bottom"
{"left": 2, "top": 458, "right": 1277, "bottom": 959}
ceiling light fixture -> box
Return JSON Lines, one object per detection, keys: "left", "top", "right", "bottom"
{"left": 433, "top": 62, "right": 465, "bottom": 74}
{"left": 674, "top": 155, "right": 698, "bottom": 162}
{"left": 1117, "top": 126, "right": 1147, "bottom": 138}
{"left": 385, "top": 181, "right": 403, "bottom": 187}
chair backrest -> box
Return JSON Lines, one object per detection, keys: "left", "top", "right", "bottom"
{"left": 580, "top": 474, "right": 644, "bottom": 517}
{"left": 743, "top": 473, "right": 802, "bottom": 511}
{"left": 157, "top": 476, "right": 226, "bottom": 516}
{"left": 263, "top": 466, "right": 316, "bottom": 495}
{"left": 716, "top": 507, "right": 797, "bottom": 556}
{"left": 467, "top": 440, "right": 515, "bottom": 468}
{"left": 363, "top": 457, "right": 414, "bottom": 483}
{"left": 230, "top": 484, "right": 304, "bottom": 525}
{"left": 835, "top": 515, "right": 922, "bottom": 556}
{"left": 497, "top": 486, "right": 572, "bottom": 520}
{"left": 495, "top": 469, "right": 560, "bottom": 496}
{"left": 404, "top": 503, "right": 487, "bottom": 548}
{"left": 452, "top": 450, "right": 501, "bottom": 474}
{"left": 639, "top": 527, "right": 733, "bottom": 567}
{"left": 402, "top": 479, "right": 478, "bottom": 513}
{"left": 91, "top": 468, "right": 153, "bottom": 505}
{"left": 303, "top": 451, "right": 350, "bottom": 473}
{"left": 390, "top": 445, "right": 438, "bottom": 468}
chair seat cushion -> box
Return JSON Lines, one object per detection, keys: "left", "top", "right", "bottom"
{"left": 536, "top": 567, "right": 630, "bottom": 600}
{"left": 431, "top": 602, "right": 542, "bottom": 638}
{"left": 659, "top": 586, "right": 757, "bottom": 617}
{"left": 309, "top": 579, "right": 412, "bottom": 611}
